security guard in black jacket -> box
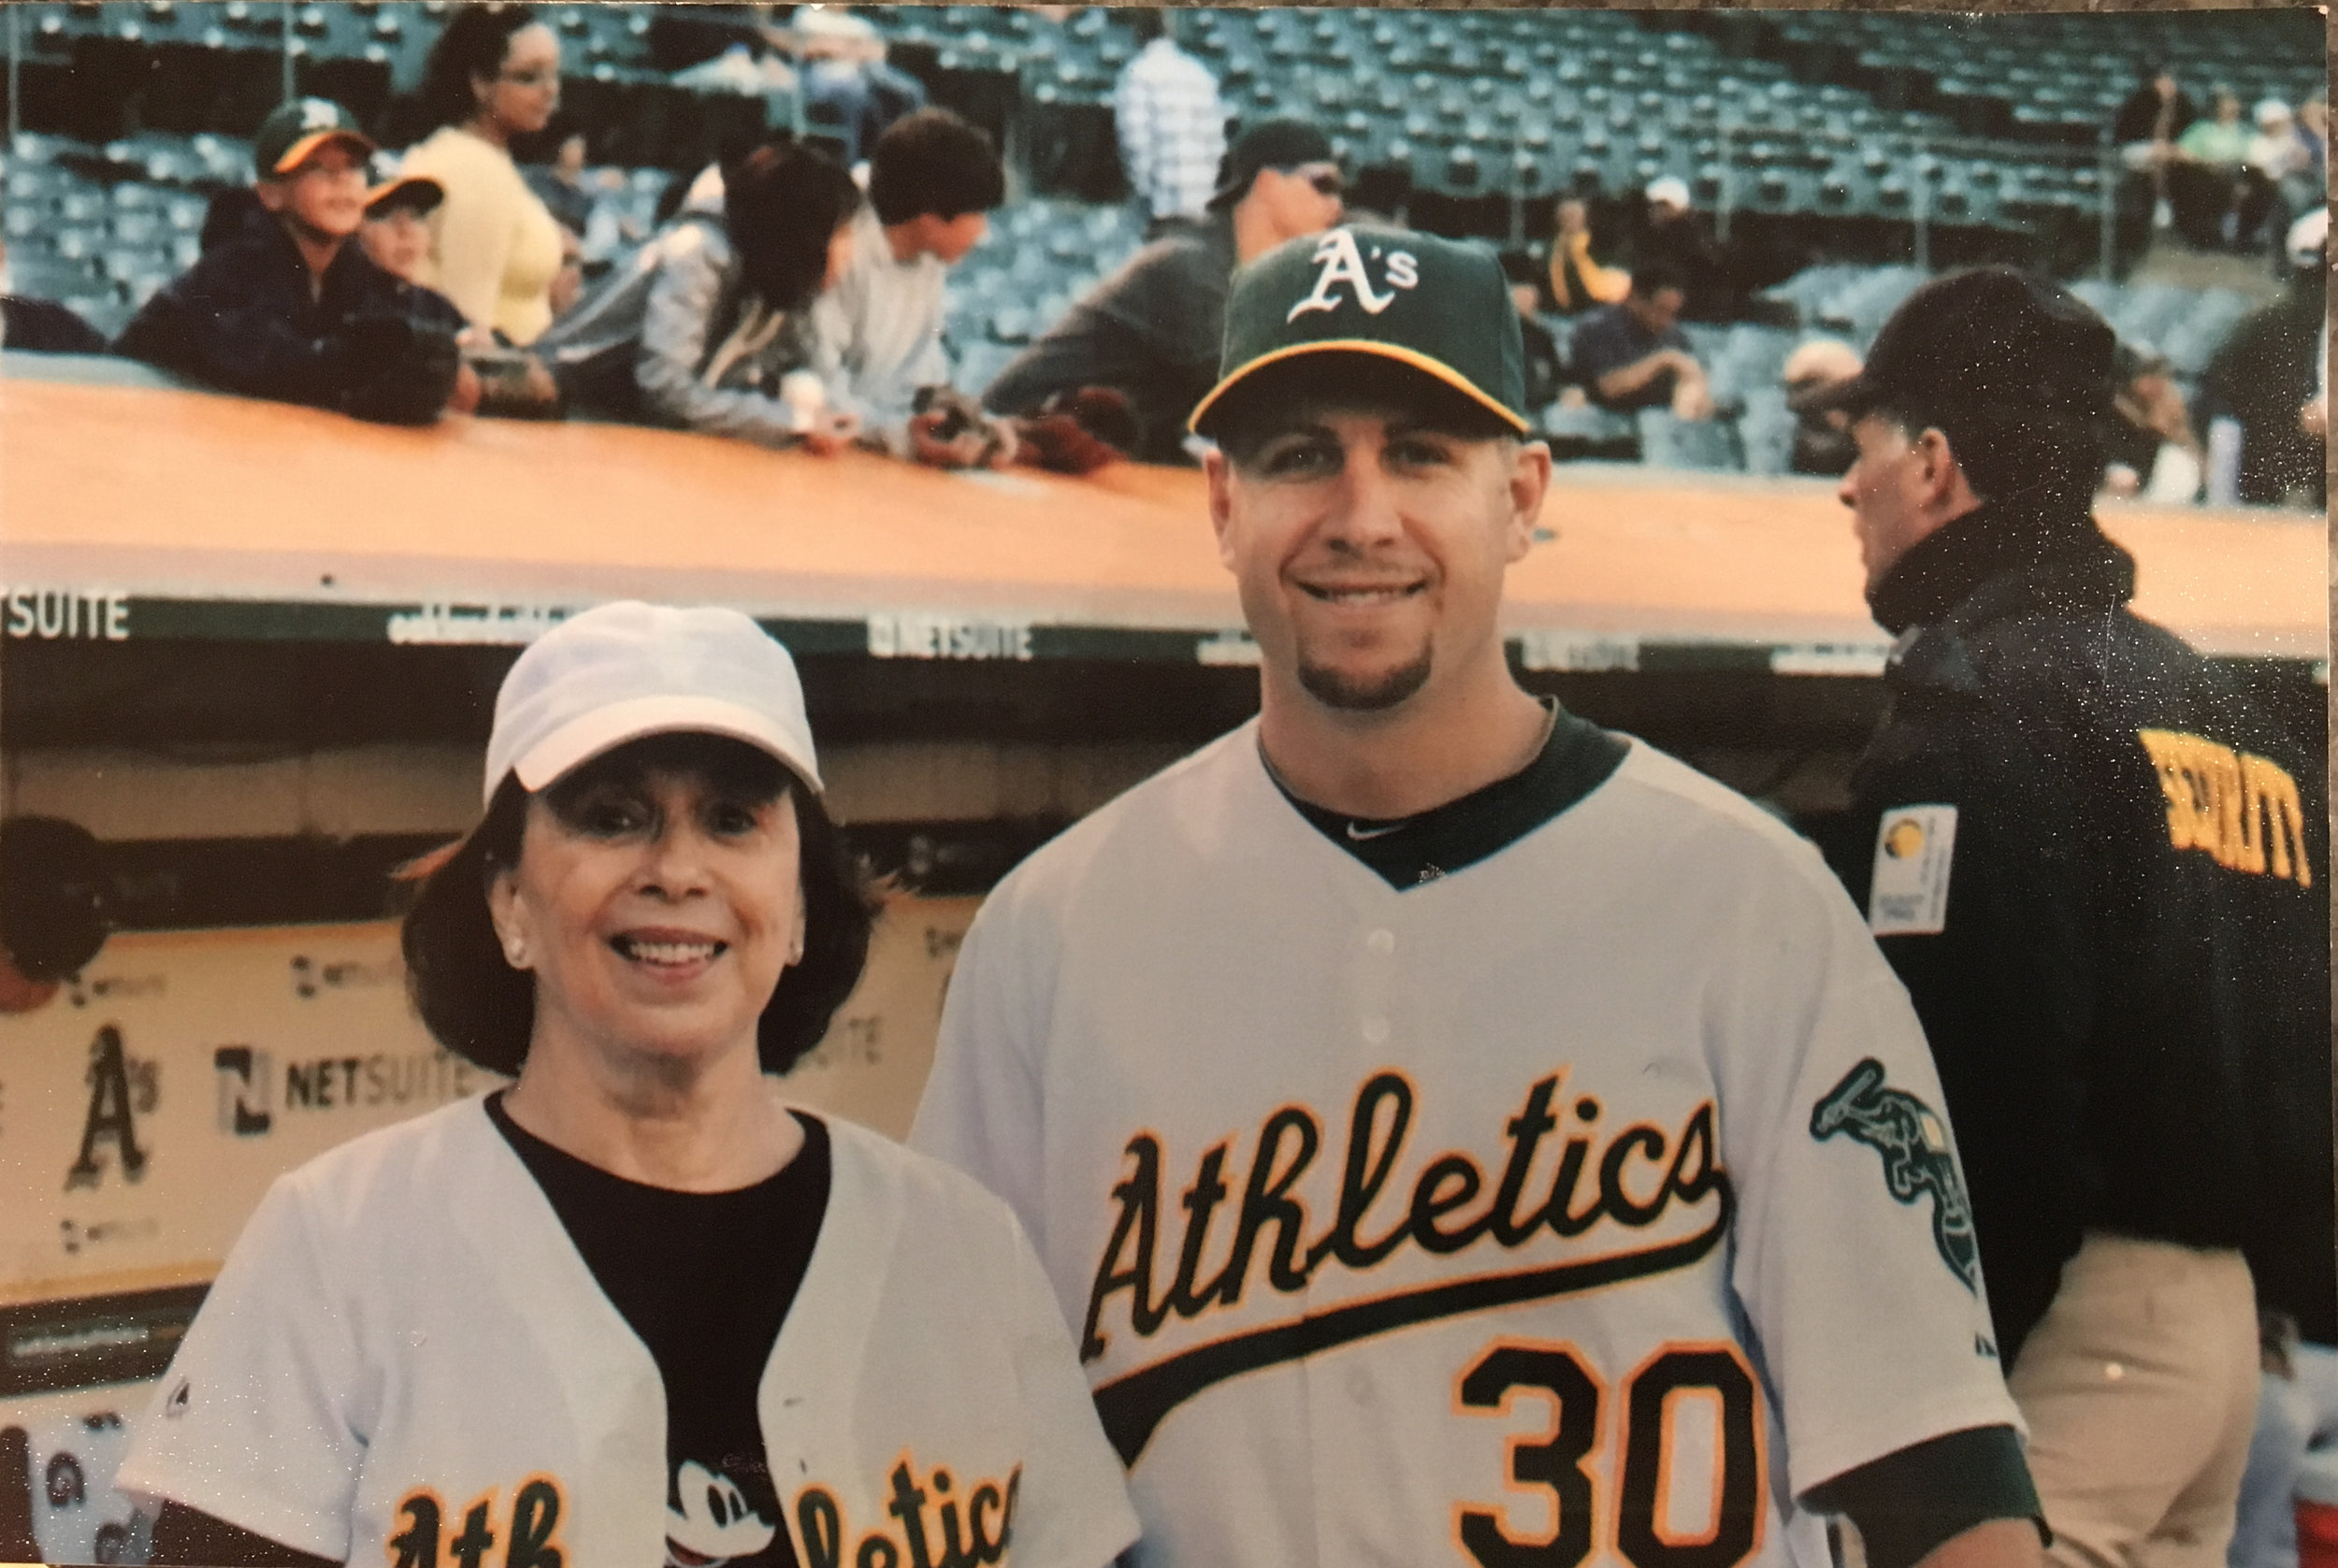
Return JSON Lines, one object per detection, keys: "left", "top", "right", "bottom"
{"left": 1809, "top": 266, "right": 2331, "bottom": 1568}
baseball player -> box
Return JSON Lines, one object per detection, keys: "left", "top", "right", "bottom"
{"left": 119, "top": 603, "right": 1136, "bottom": 1568}
{"left": 912, "top": 227, "right": 2048, "bottom": 1568}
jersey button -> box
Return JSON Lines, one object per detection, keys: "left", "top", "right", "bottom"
{"left": 1361, "top": 1014, "right": 1390, "bottom": 1044}
{"left": 1366, "top": 928, "right": 1395, "bottom": 955}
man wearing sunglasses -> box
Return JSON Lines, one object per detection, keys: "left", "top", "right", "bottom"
{"left": 982, "top": 119, "right": 1345, "bottom": 463}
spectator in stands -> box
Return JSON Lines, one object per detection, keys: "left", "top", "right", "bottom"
{"left": 524, "top": 131, "right": 599, "bottom": 238}
{"left": 2172, "top": 88, "right": 2254, "bottom": 251}
{"left": 2114, "top": 64, "right": 2198, "bottom": 185}
{"left": 793, "top": 10, "right": 929, "bottom": 171}
{"left": 524, "top": 130, "right": 594, "bottom": 239}
{"left": 0, "top": 237, "right": 107, "bottom": 354}
{"left": 1538, "top": 196, "right": 1631, "bottom": 316}
{"left": 2241, "top": 100, "right": 2310, "bottom": 255}
{"left": 1113, "top": 10, "right": 1227, "bottom": 237}
{"left": 1632, "top": 176, "right": 1733, "bottom": 322}
{"left": 982, "top": 119, "right": 1344, "bottom": 462}
{"left": 362, "top": 153, "right": 564, "bottom": 419}
{"left": 2112, "top": 64, "right": 2198, "bottom": 255}
{"left": 2295, "top": 96, "right": 2329, "bottom": 183}
{"left": 2202, "top": 209, "right": 2327, "bottom": 508}
{"left": 357, "top": 157, "right": 445, "bottom": 288}
{"left": 401, "top": 4, "right": 568, "bottom": 346}
{"left": 549, "top": 224, "right": 584, "bottom": 319}
{"left": 809, "top": 108, "right": 1009, "bottom": 467}
{"left": 2102, "top": 344, "right": 2203, "bottom": 504}
{"left": 539, "top": 142, "right": 861, "bottom": 450}
{"left": 1782, "top": 338, "right": 1864, "bottom": 476}
{"left": 1570, "top": 262, "right": 1713, "bottom": 421}
{"left": 115, "top": 98, "right": 469, "bottom": 425}
{"left": 2114, "top": 63, "right": 2198, "bottom": 146}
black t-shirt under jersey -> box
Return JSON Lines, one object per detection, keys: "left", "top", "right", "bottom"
{"left": 485, "top": 1093, "right": 831, "bottom": 1568}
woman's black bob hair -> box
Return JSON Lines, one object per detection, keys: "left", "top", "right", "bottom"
{"left": 402, "top": 732, "right": 878, "bottom": 1078}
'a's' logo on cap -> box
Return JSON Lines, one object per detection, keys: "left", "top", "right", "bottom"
{"left": 299, "top": 98, "right": 340, "bottom": 130}
{"left": 1287, "top": 229, "right": 1420, "bottom": 323}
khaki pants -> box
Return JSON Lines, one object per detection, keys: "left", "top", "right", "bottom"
{"left": 2009, "top": 1234, "right": 2259, "bottom": 1568}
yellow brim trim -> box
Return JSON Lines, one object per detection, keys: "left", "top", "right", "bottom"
{"left": 1189, "top": 338, "right": 1530, "bottom": 437}
{"left": 270, "top": 129, "right": 374, "bottom": 175}
{"left": 365, "top": 178, "right": 444, "bottom": 210}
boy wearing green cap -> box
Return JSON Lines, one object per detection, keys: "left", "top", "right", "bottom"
{"left": 918, "top": 225, "right": 2048, "bottom": 1568}
{"left": 115, "top": 98, "right": 470, "bottom": 424}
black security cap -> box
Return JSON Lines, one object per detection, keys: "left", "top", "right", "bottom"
{"left": 1801, "top": 266, "right": 2116, "bottom": 428}
{"left": 1208, "top": 119, "right": 1335, "bottom": 210}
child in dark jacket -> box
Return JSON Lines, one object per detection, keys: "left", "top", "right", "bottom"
{"left": 115, "top": 98, "right": 469, "bottom": 424}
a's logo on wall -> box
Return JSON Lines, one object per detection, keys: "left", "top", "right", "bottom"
{"left": 1810, "top": 1057, "right": 1980, "bottom": 1293}
{"left": 213, "top": 1046, "right": 274, "bottom": 1136}
{"left": 65, "top": 1026, "right": 156, "bottom": 1190}
{"left": 1287, "top": 229, "right": 1420, "bottom": 322}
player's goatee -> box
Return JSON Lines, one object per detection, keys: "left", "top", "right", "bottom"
{"left": 1297, "top": 649, "right": 1433, "bottom": 711}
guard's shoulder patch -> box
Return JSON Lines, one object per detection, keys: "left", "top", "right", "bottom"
{"left": 1868, "top": 804, "right": 1956, "bottom": 936}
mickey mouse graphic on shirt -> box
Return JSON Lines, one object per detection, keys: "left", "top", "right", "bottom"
{"left": 665, "top": 1460, "right": 778, "bottom": 1568}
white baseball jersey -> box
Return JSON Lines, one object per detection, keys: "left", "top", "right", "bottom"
{"left": 912, "top": 722, "right": 2022, "bottom": 1568}
{"left": 117, "top": 1096, "right": 1137, "bottom": 1568}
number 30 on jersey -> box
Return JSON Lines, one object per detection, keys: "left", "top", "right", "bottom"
{"left": 1455, "top": 1340, "right": 1763, "bottom": 1568}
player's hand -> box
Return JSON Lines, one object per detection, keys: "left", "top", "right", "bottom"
{"left": 2102, "top": 462, "right": 2141, "bottom": 497}
{"left": 799, "top": 411, "right": 862, "bottom": 456}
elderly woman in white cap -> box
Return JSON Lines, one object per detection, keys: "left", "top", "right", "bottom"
{"left": 120, "top": 602, "right": 1138, "bottom": 1568}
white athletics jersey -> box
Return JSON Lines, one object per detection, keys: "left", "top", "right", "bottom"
{"left": 118, "top": 1097, "right": 1137, "bottom": 1568}
{"left": 913, "top": 722, "right": 2020, "bottom": 1568}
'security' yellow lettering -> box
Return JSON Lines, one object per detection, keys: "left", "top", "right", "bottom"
{"left": 2137, "top": 729, "right": 2311, "bottom": 887}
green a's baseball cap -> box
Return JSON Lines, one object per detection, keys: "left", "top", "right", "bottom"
{"left": 1189, "top": 223, "right": 1529, "bottom": 439}
{"left": 253, "top": 97, "right": 375, "bottom": 179}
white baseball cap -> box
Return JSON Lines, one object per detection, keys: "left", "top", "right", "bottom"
{"left": 483, "top": 601, "right": 821, "bottom": 805}
{"left": 2287, "top": 208, "right": 2328, "bottom": 268}
{"left": 1645, "top": 176, "right": 1691, "bottom": 210}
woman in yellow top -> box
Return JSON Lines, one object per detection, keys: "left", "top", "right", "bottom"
{"left": 400, "top": 5, "right": 566, "bottom": 345}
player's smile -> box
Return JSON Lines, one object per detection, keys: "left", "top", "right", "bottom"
{"left": 1294, "top": 576, "right": 1429, "bottom": 605}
